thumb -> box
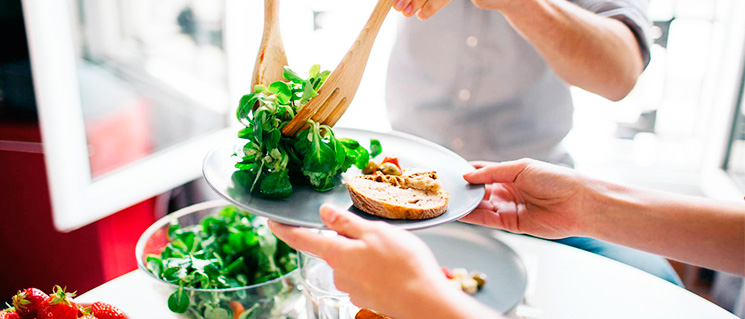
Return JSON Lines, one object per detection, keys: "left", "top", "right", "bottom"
{"left": 463, "top": 159, "right": 530, "bottom": 184}
{"left": 319, "top": 204, "right": 373, "bottom": 239}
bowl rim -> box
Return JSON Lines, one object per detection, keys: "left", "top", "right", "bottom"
{"left": 135, "top": 199, "right": 299, "bottom": 292}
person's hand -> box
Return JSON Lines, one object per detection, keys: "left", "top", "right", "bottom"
{"left": 393, "top": 0, "right": 518, "bottom": 20}
{"left": 461, "top": 159, "right": 601, "bottom": 239}
{"left": 268, "top": 205, "right": 493, "bottom": 319}
{"left": 393, "top": 0, "right": 451, "bottom": 20}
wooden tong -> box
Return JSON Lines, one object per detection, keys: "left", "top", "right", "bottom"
{"left": 251, "top": 0, "right": 395, "bottom": 136}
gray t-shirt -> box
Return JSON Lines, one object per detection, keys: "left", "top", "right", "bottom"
{"left": 386, "top": 0, "right": 651, "bottom": 166}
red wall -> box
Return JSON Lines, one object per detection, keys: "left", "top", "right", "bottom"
{"left": 0, "top": 121, "right": 154, "bottom": 302}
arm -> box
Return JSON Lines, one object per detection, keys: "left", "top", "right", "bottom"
{"left": 395, "top": 0, "right": 646, "bottom": 101}
{"left": 269, "top": 205, "right": 503, "bottom": 319}
{"left": 462, "top": 159, "right": 745, "bottom": 276}
{"left": 496, "top": 0, "right": 645, "bottom": 101}
{"left": 587, "top": 181, "right": 745, "bottom": 275}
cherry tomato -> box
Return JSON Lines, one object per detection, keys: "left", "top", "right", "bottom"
{"left": 381, "top": 157, "right": 400, "bottom": 170}
{"left": 442, "top": 267, "right": 454, "bottom": 279}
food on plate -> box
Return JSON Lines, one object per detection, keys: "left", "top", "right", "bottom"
{"left": 234, "top": 65, "right": 382, "bottom": 199}
{"left": 362, "top": 156, "right": 401, "bottom": 176}
{"left": 442, "top": 267, "right": 487, "bottom": 295}
{"left": 347, "top": 169, "right": 449, "bottom": 220}
{"left": 144, "top": 206, "right": 297, "bottom": 316}
{"left": 355, "top": 308, "right": 392, "bottom": 319}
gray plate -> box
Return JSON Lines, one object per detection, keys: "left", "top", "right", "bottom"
{"left": 203, "top": 128, "right": 485, "bottom": 230}
{"left": 415, "top": 223, "right": 527, "bottom": 313}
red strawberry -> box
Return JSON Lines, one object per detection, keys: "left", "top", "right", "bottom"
{"left": 12, "top": 288, "right": 48, "bottom": 319}
{"left": 90, "top": 302, "right": 124, "bottom": 319}
{"left": 37, "top": 286, "right": 78, "bottom": 319}
{"left": 0, "top": 310, "right": 21, "bottom": 319}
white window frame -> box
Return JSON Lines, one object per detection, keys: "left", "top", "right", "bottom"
{"left": 21, "top": 0, "right": 259, "bottom": 231}
{"left": 700, "top": 0, "right": 745, "bottom": 201}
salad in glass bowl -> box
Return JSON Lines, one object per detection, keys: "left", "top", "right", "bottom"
{"left": 135, "top": 201, "right": 302, "bottom": 319}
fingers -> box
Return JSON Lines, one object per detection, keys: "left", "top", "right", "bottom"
{"left": 417, "top": 0, "right": 450, "bottom": 20}
{"left": 463, "top": 159, "right": 531, "bottom": 185}
{"left": 319, "top": 204, "right": 375, "bottom": 239}
{"left": 459, "top": 208, "right": 506, "bottom": 229}
{"left": 470, "top": 160, "right": 497, "bottom": 169}
{"left": 268, "top": 220, "right": 354, "bottom": 258}
{"left": 394, "top": 0, "right": 411, "bottom": 12}
{"left": 402, "top": 0, "right": 427, "bottom": 17}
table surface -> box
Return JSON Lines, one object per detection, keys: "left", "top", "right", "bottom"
{"left": 77, "top": 231, "right": 738, "bottom": 319}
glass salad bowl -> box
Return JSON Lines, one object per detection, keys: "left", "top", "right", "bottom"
{"left": 135, "top": 200, "right": 304, "bottom": 319}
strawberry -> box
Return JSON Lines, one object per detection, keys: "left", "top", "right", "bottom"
{"left": 90, "top": 302, "right": 124, "bottom": 319}
{"left": 37, "top": 286, "right": 78, "bottom": 319}
{"left": 0, "top": 310, "right": 21, "bottom": 319}
{"left": 12, "top": 288, "right": 48, "bottom": 319}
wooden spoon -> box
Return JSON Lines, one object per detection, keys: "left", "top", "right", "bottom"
{"left": 251, "top": 0, "right": 288, "bottom": 90}
{"left": 281, "top": 0, "right": 395, "bottom": 136}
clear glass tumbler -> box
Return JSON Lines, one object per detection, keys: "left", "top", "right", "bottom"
{"left": 299, "top": 251, "right": 358, "bottom": 319}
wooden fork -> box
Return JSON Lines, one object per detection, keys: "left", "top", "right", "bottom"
{"left": 251, "top": 0, "right": 288, "bottom": 90}
{"left": 281, "top": 0, "right": 395, "bottom": 136}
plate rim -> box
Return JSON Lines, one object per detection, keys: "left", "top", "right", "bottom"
{"left": 202, "top": 128, "right": 485, "bottom": 230}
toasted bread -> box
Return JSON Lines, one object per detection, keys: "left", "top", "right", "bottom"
{"left": 346, "top": 171, "right": 448, "bottom": 220}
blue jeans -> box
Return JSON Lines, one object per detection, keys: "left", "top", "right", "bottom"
{"left": 552, "top": 237, "right": 684, "bottom": 287}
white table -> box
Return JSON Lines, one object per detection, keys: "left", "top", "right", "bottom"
{"left": 77, "top": 231, "right": 737, "bottom": 319}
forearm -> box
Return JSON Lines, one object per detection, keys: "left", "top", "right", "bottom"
{"left": 584, "top": 180, "right": 745, "bottom": 275}
{"left": 497, "top": 0, "right": 644, "bottom": 101}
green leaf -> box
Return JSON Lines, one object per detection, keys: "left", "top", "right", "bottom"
{"left": 283, "top": 66, "right": 304, "bottom": 83}
{"left": 259, "top": 170, "right": 293, "bottom": 199}
{"left": 237, "top": 127, "right": 253, "bottom": 139}
{"left": 237, "top": 304, "right": 260, "bottom": 319}
{"left": 370, "top": 139, "right": 382, "bottom": 158}
{"left": 168, "top": 283, "right": 190, "bottom": 313}
{"left": 338, "top": 138, "right": 360, "bottom": 149}
{"left": 268, "top": 81, "right": 292, "bottom": 105}
{"left": 205, "top": 306, "right": 230, "bottom": 319}
{"left": 146, "top": 255, "right": 163, "bottom": 276}
{"left": 309, "top": 64, "right": 320, "bottom": 78}
{"left": 253, "top": 85, "right": 268, "bottom": 93}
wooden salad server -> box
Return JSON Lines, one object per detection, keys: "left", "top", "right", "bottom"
{"left": 281, "top": 0, "right": 395, "bottom": 136}
{"left": 251, "top": 0, "right": 288, "bottom": 90}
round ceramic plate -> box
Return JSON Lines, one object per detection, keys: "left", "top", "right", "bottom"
{"left": 202, "top": 127, "right": 485, "bottom": 230}
{"left": 415, "top": 223, "right": 527, "bottom": 313}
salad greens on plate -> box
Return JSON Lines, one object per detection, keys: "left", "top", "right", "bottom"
{"left": 234, "top": 65, "right": 381, "bottom": 199}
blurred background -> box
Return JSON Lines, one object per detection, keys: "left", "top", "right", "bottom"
{"left": 0, "top": 0, "right": 743, "bottom": 315}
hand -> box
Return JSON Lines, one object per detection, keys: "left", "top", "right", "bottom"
{"left": 393, "top": 0, "right": 519, "bottom": 20}
{"left": 269, "top": 205, "right": 488, "bottom": 319}
{"left": 461, "top": 159, "right": 600, "bottom": 239}
{"left": 393, "top": 0, "right": 451, "bottom": 20}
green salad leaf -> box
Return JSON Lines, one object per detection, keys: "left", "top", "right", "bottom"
{"left": 234, "top": 65, "right": 381, "bottom": 199}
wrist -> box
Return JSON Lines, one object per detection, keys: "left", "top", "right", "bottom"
{"left": 581, "top": 178, "right": 641, "bottom": 239}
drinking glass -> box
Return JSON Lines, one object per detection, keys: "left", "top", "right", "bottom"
{"left": 299, "top": 251, "right": 358, "bottom": 319}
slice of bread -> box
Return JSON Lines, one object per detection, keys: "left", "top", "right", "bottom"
{"left": 346, "top": 172, "right": 449, "bottom": 220}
